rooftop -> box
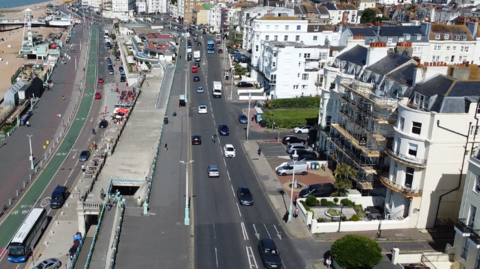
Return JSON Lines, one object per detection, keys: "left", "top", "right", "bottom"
{"left": 259, "top": 16, "right": 299, "bottom": 20}
{"left": 367, "top": 52, "right": 412, "bottom": 76}
{"left": 429, "top": 24, "right": 473, "bottom": 41}
{"left": 336, "top": 45, "right": 368, "bottom": 66}
{"left": 266, "top": 40, "right": 329, "bottom": 49}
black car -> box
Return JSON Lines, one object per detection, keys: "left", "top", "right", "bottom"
{"left": 192, "top": 135, "right": 201, "bottom": 145}
{"left": 298, "top": 154, "right": 318, "bottom": 161}
{"left": 99, "top": 119, "right": 108, "bottom": 128}
{"left": 120, "top": 75, "right": 126, "bottom": 82}
{"left": 106, "top": 57, "right": 112, "bottom": 63}
{"left": 79, "top": 150, "right": 91, "bottom": 162}
{"left": 282, "top": 135, "right": 306, "bottom": 145}
{"left": 230, "top": 49, "right": 239, "bottom": 55}
{"left": 218, "top": 124, "right": 229, "bottom": 136}
{"left": 119, "top": 66, "right": 124, "bottom": 72}
{"left": 258, "top": 239, "right": 282, "bottom": 269}
{"left": 193, "top": 76, "right": 200, "bottom": 82}
{"left": 237, "top": 81, "right": 253, "bottom": 88}
{"left": 237, "top": 186, "right": 253, "bottom": 206}
{"left": 299, "top": 183, "right": 335, "bottom": 198}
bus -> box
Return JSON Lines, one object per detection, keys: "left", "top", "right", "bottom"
{"left": 8, "top": 208, "right": 48, "bottom": 262}
{"left": 207, "top": 40, "right": 215, "bottom": 54}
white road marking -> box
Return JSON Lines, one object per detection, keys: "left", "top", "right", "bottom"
{"left": 273, "top": 225, "right": 282, "bottom": 240}
{"left": 240, "top": 222, "right": 248, "bottom": 240}
{"left": 213, "top": 223, "right": 216, "bottom": 239}
{"left": 263, "top": 223, "right": 272, "bottom": 239}
{"left": 245, "top": 246, "right": 258, "bottom": 269}
{"left": 227, "top": 171, "right": 231, "bottom": 181}
{"left": 215, "top": 247, "right": 218, "bottom": 268}
{"left": 236, "top": 203, "right": 242, "bottom": 217}
{"left": 253, "top": 224, "right": 260, "bottom": 240}
{"left": 223, "top": 158, "right": 226, "bottom": 166}
{"left": 231, "top": 185, "right": 235, "bottom": 197}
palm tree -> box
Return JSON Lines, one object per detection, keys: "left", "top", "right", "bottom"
{"left": 334, "top": 163, "right": 357, "bottom": 196}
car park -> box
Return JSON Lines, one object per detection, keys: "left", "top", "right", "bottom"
{"left": 197, "top": 86, "right": 204, "bottom": 93}
{"left": 208, "top": 165, "right": 220, "bottom": 177}
{"left": 198, "top": 103, "right": 207, "bottom": 114}
{"left": 237, "top": 81, "right": 253, "bottom": 88}
{"left": 98, "top": 77, "right": 104, "bottom": 83}
{"left": 223, "top": 144, "right": 236, "bottom": 158}
{"left": 293, "top": 125, "right": 313, "bottom": 134}
{"left": 218, "top": 124, "right": 229, "bottom": 136}
{"left": 282, "top": 135, "right": 306, "bottom": 145}
{"left": 191, "top": 135, "right": 201, "bottom": 145}
{"left": 79, "top": 150, "right": 91, "bottom": 162}
{"left": 258, "top": 239, "right": 282, "bottom": 269}
{"left": 95, "top": 92, "right": 101, "bottom": 99}
{"left": 99, "top": 119, "right": 108, "bottom": 128}
{"left": 238, "top": 114, "right": 248, "bottom": 124}
{"left": 193, "top": 76, "right": 200, "bottom": 82}
{"left": 237, "top": 186, "right": 253, "bottom": 206}
{"left": 32, "top": 258, "right": 62, "bottom": 269}
{"left": 192, "top": 66, "right": 198, "bottom": 73}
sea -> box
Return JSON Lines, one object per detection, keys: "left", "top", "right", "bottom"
{"left": 0, "top": 0, "right": 52, "bottom": 9}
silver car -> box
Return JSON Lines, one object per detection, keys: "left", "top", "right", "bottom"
{"left": 33, "top": 258, "right": 62, "bottom": 269}
{"left": 286, "top": 143, "right": 314, "bottom": 154}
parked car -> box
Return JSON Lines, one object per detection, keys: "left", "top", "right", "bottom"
{"left": 258, "top": 239, "right": 282, "bottom": 269}
{"left": 99, "top": 119, "right": 108, "bottom": 128}
{"left": 192, "top": 66, "right": 198, "bottom": 73}
{"left": 282, "top": 135, "right": 306, "bottom": 145}
{"left": 287, "top": 143, "right": 314, "bottom": 154}
{"left": 237, "top": 81, "right": 254, "bottom": 88}
{"left": 237, "top": 186, "right": 253, "bottom": 206}
{"left": 218, "top": 124, "right": 229, "bottom": 136}
{"left": 198, "top": 103, "right": 207, "bottom": 114}
{"left": 79, "top": 150, "right": 91, "bottom": 162}
{"left": 218, "top": 49, "right": 223, "bottom": 53}
{"left": 192, "top": 135, "right": 201, "bottom": 145}
{"left": 230, "top": 49, "right": 239, "bottom": 55}
{"left": 223, "top": 144, "right": 236, "bottom": 158}
{"left": 193, "top": 76, "right": 200, "bottom": 82}
{"left": 299, "top": 183, "right": 335, "bottom": 198}
{"left": 297, "top": 154, "right": 318, "bottom": 161}
{"left": 95, "top": 91, "right": 101, "bottom": 99}
{"left": 208, "top": 165, "right": 220, "bottom": 177}
{"left": 238, "top": 114, "right": 248, "bottom": 124}
{"left": 293, "top": 125, "right": 313, "bottom": 134}
{"left": 32, "top": 258, "right": 62, "bottom": 269}
{"left": 119, "top": 66, "right": 124, "bottom": 72}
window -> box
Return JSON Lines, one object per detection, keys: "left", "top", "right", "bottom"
{"left": 461, "top": 46, "right": 470, "bottom": 52}
{"left": 413, "top": 92, "right": 429, "bottom": 110}
{"left": 417, "top": 34, "right": 421, "bottom": 40}
{"left": 412, "top": 122, "right": 422, "bottom": 135}
{"left": 274, "top": 35, "right": 278, "bottom": 41}
{"left": 255, "top": 45, "right": 258, "bottom": 52}
{"left": 302, "top": 74, "right": 309, "bottom": 80}
{"left": 313, "top": 36, "right": 318, "bottom": 41}
{"left": 432, "top": 55, "right": 439, "bottom": 62}
{"left": 293, "top": 85, "right": 299, "bottom": 89}
{"left": 270, "top": 74, "right": 276, "bottom": 82}
{"left": 273, "top": 52, "right": 277, "bottom": 57}
{"left": 395, "top": 138, "right": 401, "bottom": 154}
{"left": 434, "top": 45, "right": 442, "bottom": 51}
{"left": 387, "top": 37, "right": 393, "bottom": 43}
{"left": 265, "top": 35, "right": 269, "bottom": 41}
{"left": 435, "top": 34, "right": 440, "bottom": 39}
{"left": 256, "top": 34, "right": 259, "bottom": 40}
{"left": 446, "top": 46, "right": 450, "bottom": 51}
{"left": 408, "top": 143, "right": 418, "bottom": 157}
{"left": 296, "top": 25, "right": 301, "bottom": 30}
{"left": 461, "top": 238, "right": 469, "bottom": 260}
{"left": 445, "top": 56, "right": 449, "bottom": 62}
{"left": 399, "top": 117, "right": 405, "bottom": 131}
{"left": 266, "top": 25, "right": 270, "bottom": 30}
{"left": 405, "top": 167, "right": 414, "bottom": 188}
{"left": 304, "top": 53, "right": 310, "bottom": 58}
{"left": 444, "top": 34, "right": 449, "bottom": 39}
{"left": 405, "top": 34, "right": 411, "bottom": 40}
{"left": 272, "top": 62, "right": 276, "bottom": 67}
{"left": 451, "top": 55, "right": 455, "bottom": 62}
{"left": 298, "top": 73, "right": 301, "bottom": 77}
{"left": 455, "top": 35, "right": 461, "bottom": 40}
{"left": 284, "top": 35, "right": 288, "bottom": 41}
{"left": 469, "top": 205, "right": 477, "bottom": 229}
{"left": 314, "top": 25, "right": 319, "bottom": 31}
{"left": 302, "top": 85, "right": 308, "bottom": 89}
{"left": 320, "top": 52, "right": 327, "bottom": 60}
{"left": 475, "top": 253, "right": 480, "bottom": 269}
{"left": 295, "top": 35, "right": 300, "bottom": 41}
{"left": 453, "top": 46, "right": 457, "bottom": 51}
{"left": 275, "top": 25, "right": 279, "bottom": 30}
{"left": 285, "top": 25, "right": 289, "bottom": 30}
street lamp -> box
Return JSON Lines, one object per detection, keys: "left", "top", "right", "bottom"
{"left": 180, "top": 160, "right": 194, "bottom": 225}
{"left": 338, "top": 203, "right": 344, "bottom": 233}
{"left": 27, "top": 135, "right": 34, "bottom": 170}
{"left": 246, "top": 93, "right": 251, "bottom": 141}
{"left": 230, "top": 69, "right": 235, "bottom": 101}
{"left": 288, "top": 151, "right": 299, "bottom": 221}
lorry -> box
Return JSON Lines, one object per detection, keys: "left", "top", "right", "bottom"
{"left": 212, "top": 81, "right": 222, "bottom": 98}
{"left": 194, "top": 50, "right": 201, "bottom": 62}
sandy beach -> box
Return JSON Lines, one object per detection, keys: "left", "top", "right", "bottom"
{"left": 0, "top": 0, "right": 67, "bottom": 102}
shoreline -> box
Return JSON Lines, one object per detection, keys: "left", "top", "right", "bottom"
{"left": 0, "top": 0, "right": 63, "bottom": 12}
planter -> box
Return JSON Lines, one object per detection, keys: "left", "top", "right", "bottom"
{"left": 324, "top": 209, "right": 344, "bottom": 220}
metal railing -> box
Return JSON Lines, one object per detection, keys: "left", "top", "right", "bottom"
{"left": 109, "top": 197, "right": 125, "bottom": 269}
{"left": 83, "top": 201, "right": 106, "bottom": 269}
{"left": 386, "top": 147, "right": 427, "bottom": 166}
{"left": 379, "top": 176, "right": 422, "bottom": 197}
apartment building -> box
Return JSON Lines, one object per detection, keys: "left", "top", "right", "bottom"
{"left": 256, "top": 41, "right": 330, "bottom": 99}
{"left": 192, "top": 4, "right": 213, "bottom": 25}
{"left": 82, "top": 0, "right": 102, "bottom": 9}
{"left": 323, "top": 3, "right": 358, "bottom": 25}
{"left": 145, "top": 0, "right": 167, "bottom": 14}
{"left": 207, "top": 3, "right": 230, "bottom": 33}
{"left": 293, "top": 4, "right": 330, "bottom": 23}
{"left": 358, "top": 0, "right": 376, "bottom": 10}
{"left": 111, "top": 0, "right": 131, "bottom": 14}
{"left": 136, "top": 0, "right": 147, "bottom": 13}
{"left": 169, "top": 3, "right": 179, "bottom": 20}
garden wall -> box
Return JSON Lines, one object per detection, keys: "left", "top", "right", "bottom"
{"left": 319, "top": 196, "right": 385, "bottom": 208}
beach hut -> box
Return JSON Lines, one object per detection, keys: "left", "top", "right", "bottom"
{"left": 3, "top": 81, "right": 27, "bottom": 106}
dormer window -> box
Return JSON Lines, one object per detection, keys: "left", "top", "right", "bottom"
{"left": 314, "top": 25, "right": 319, "bottom": 31}
{"left": 435, "top": 34, "right": 440, "bottom": 40}
{"left": 455, "top": 35, "right": 461, "bottom": 40}
{"left": 444, "top": 34, "right": 449, "bottom": 39}
{"left": 416, "top": 34, "right": 422, "bottom": 40}
{"left": 399, "top": 37, "right": 404, "bottom": 42}
{"left": 405, "top": 34, "right": 411, "bottom": 40}
{"left": 462, "top": 34, "right": 468, "bottom": 40}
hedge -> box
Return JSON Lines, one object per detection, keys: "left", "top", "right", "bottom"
{"left": 262, "top": 109, "right": 318, "bottom": 129}
{"left": 267, "top": 96, "right": 320, "bottom": 109}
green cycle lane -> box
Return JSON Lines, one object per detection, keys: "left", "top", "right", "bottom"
{"left": 0, "top": 28, "right": 99, "bottom": 247}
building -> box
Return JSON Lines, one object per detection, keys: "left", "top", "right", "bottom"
{"left": 323, "top": 3, "right": 359, "bottom": 25}
{"left": 293, "top": 4, "right": 330, "bottom": 23}
{"left": 111, "top": 0, "right": 131, "bottom": 14}
{"left": 207, "top": 3, "right": 229, "bottom": 33}
{"left": 358, "top": 0, "right": 376, "bottom": 11}
{"left": 192, "top": 4, "right": 214, "bottom": 25}
{"left": 136, "top": 0, "right": 147, "bottom": 13}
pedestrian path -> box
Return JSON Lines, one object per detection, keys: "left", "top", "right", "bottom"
{"left": 87, "top": 207, "right": 116, "bottom": 269}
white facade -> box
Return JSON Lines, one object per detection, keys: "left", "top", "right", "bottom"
{"left": 325, "top": 5, "right": 358, "bottom": 25}
{"left": 146, "top": 0, "right": 167, "bottom": 13}
{"left": 207, "top": 4, "right": 226, "bottom": 33}
{"left": 424, "top": 37, "right": 476, "bottom": 65}
{"left": 358, "top": 0, "right": 376, "bottom": 10}
{"left": 169, "top": 3, "right": 179, "bottom": 19}
{"left": 257, "top": 41, "right": 329, "bottom": 99}
{"left": 136, "top": 0, "right": 147, "bottom": 13}
{"left": 82, "top": 0, "right": 103, "bottom": 9}
{"left": 112, "top": 0, "right": 129, "bottom": 13}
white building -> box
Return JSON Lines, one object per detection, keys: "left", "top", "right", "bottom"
{"left": 169, "top": 3, "right": 179, "bottom": 19}
{"left": 323, "top": 3, "right": 359, "bottom": 25}
{"left": 358, "top": 0, "right": 376, "bottom": 10}
{"left": 136, "top": 0, "right": 147, "bottom": 13}
{"left": 82, "top": 0, "right": 102, "bottom": 9}
{"left": 111, "top": 0, "right": 130, "bottom": 14}
{"left": 146, "top": 0, "right": 167, "bottom": 14}
{"left": 256, "top": 41, "right": 330, "bottom": 99}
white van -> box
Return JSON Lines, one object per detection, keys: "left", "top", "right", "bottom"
{"left": 276, "top": 161, "right": 308, "bottom": 176}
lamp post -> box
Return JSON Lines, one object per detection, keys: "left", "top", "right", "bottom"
{"left": 27, "top": 135, "right": 34, "bottom": 170}
{"left": 230, "top": 69, "right": 235, "bottom": 101}
{"left": 180, "top": 160, "right": 194, "bottom": 225}
{"left": 246, "top": 93, "right": 251, "bottom": 141}
{"left": 338, "top": 203, "right": 344, "bottom": 233}
{"left": 288, "top": 151, "right": 299, "bottom": 221}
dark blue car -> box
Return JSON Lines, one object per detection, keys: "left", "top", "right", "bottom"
{"left": 218, "top": 124, "right": 229, "bottom": 136}
{"left": 238, "top": 114, "right": 248, "bottom": 124}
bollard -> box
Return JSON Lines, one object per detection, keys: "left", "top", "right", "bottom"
{"left": 16, "top": 190, "right": 19, "bottom": 196}
{"left": 23, "top": 182, "right": 26, "bottom": 188}
{"left": 35, "top": 167, "right": 38, "bottom": 173}
{"left": 9, "top": 199, "right": 11, "bottom": 205}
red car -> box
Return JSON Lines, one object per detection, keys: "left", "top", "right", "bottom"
{"left": 98, "top": 77, "right": 104, "bottom": 83}
{"left": 218, "top": 49, "right": 223, "bottom": 54}
{"left": 95, "top": 92, "right": 101, "bottom": 99}
{"left": 192, "top": 66, "right": 198, "bottom": 73}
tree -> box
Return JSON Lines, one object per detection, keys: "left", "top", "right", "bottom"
{"left": 334, "top": 163, "right": 356, "bottom": 195}
{"left": 360, "top": 9, "right": 377, "bottom": 23}
{"left": 331, "top": 234, "right": 382, "bottom": 268}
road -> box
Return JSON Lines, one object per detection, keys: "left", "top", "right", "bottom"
{"left": 0, "top": 23, "right": 112, "bottom": 268}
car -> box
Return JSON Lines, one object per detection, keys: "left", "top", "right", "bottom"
{"left": 237, "top": 186, "right": 253, "bottom": 206}
{"left": 99, "top": 119, "right": 108, "bottom": 128}
{"left": 20, "top": 111, "right": 33, "bottom": 126}
{"left": 218, "top": 124, "right": 229, "bottom": 136}
{"left": 119, "top": 66, "right": 124, "bottom": 72}
{"left": 95, "top": 91, "right": 101, "bottom": 99}
{"left": 237, "top": 81, "right": 253, "bottom": 88}
{"left": 120, "top": 75, "right": 126, "bottom": 82}
{"left": 191, "top": 135, "right": 201, "bottom": 145}
{"left": 107, "top": 57, "right": 112, "bottom": 63}
{"left": 299, "top": 183, "right": 335, "bottom": 198}
{"left": 208, "top": 165, "right": 220, "bottom": 177}
{"left": 258, "top": 239, "right": 282, "bottom": 269}
{"left": 198, "top": 103, "right": 207, "bottom": 114}
{"left": 98, "top": 77, "right": 104, "bottom": 83}
{"left": 223, "top": 144, "right": 236, "bottom": 158}
{"left": 32, "top": 258, "right": 62, "bottom": 269}
{"left": 238, "top": 114, "right": 248, "bottom": 124}
{"left": 297, "top": 154, "right": 318, "bottom": 161}
{"left": 230, "top": 49, "right": 239, "bottom": 55}
{"left": 197, "top": 86, "right": 204, "bottom": 93}
{"left": 79, "top": 150, "right": 91, "bottom": 162}
{"left": 293, "top": 125, "right": 313, "bottom": 134}
{"left": 282, "top": 135, "right": 306, "bottom": 145}
{"left": 197, "top": 42, "right": 202, "bottom": 46}
{"left": 218, "top": 49, "right": 223, "bottom": 53}
{"left": 287, "top": 143, "right": 314, "bottom": 154}
{"left": 193, "top": 76, "right": 200, "bottom": 82}
{"left": 192, "top": 66, "right": 198, "bottom": 73}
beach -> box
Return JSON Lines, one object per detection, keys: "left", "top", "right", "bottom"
{"left": 0, "top": 0, "right": 67, "bottom": 102}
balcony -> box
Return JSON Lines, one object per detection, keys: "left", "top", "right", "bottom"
{"left": 338, "top": 109, "right": 387, "bottom": 142}
{"left": 314, "top": 80, "right": 322, "bottom": 86}
{"left": 342, "top": 82, "right": 399, "bottom": 108}
{"left": 385, "top": 146, "right": 427, "bottom": 168}
{"left": 330, "top": 123, "right": 381, "bottom": 157}
{"left": 380, "top": 176, "right": 422, "bottom": 198}
{"left": 455, "top": 219, "right": 472, "bottom": 237}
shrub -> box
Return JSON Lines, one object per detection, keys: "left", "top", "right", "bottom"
{"left": 331, "top": 234, "right": 382, "bottom": 268}
{"left": 333, "top": 198, "right": 339, "bottom": 204}
{"left": 341, "top": 216, "right": 347, "bottom": 221}
{"left": 300, "top": 200, "right": 314, "bottom": 217}
{"left": 262, "top": 109, "right": 318, "bottom": 129}
{"left": 2, "top": 125, "right": 13, "bottom": 133}
{"left": 340, "top": 198, "right": 355, "bottom": 207}
{"left": 350, "top": 214, "right": 360, "bottom": 221}
{"left": 355, "top": 205, "right": 366, "bottom": 218}
{"left": 321, "top": 199, "right": 336, "bottom": 207}
{"left": 306, "top": 196, "right": 317, "bottom": 207}
{"left": 327, "top": 208, "right": 340, "bottom": 216}
{"left": 268, "top": 97, "right": 320, "bottom": 109}
{"left": 317, "top": 218, "right": 325, "bottom": 222}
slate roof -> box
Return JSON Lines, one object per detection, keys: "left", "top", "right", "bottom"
{"left": 316, "top": 5, "right": 329, "bottom": 15}
{"left": 367, "top": 53, "right": 412, "bottom": 76}
{"left": 324, "top": 3, "right": 336, "bottom": 10}
{"left": 350, "top": 27, "right": 376, "bottom": 36}
{"left": 337, "top": 45, "right": 368, "bottom": 66}
{"left": 379, "top": 26, "right": 424, "bottom": 36}
{"left": 386, "top": 63, "right": 416, "bottom": 86}
{"left": 413, "top": 75, "right": 455, "bottom": 97}
{"left": 429, "top": 24, "right": 473, "bottom": 41}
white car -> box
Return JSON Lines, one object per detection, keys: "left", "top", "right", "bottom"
{"left": 198, "top": 103, "right": 207, "bottom": 114}
{"left": 224, "top": 144, "right": 236, "bottom": 158}
{"left": 208, "top": 165, "right": 220, "bottom": 177}
{"left": 293, "top": 125, "right": 313, "bottom": 134}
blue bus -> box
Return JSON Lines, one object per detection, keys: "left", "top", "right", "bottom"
{"left": 207, "top": 40, "right": 215, "bottom": 54}
{"left": 8, "top": 208, "right": 48, "bottom": 262}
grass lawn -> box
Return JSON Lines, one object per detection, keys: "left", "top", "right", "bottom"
{"left": 263, "top": 109, "right": 318, "bottom": 129}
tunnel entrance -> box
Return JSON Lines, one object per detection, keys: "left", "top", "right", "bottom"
{"left": 85, "top": 214, "right": 99, "bottom": 234}
{"left": 110, "top": 186, "right": 139, "bottom": 196}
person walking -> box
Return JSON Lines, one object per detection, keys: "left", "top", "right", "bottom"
{"left": 100, "top": 188, "right": 105, "bottom": 200}
{"left": 294, "top": 208, "right": 299, "bottom": 218}
{"left": 81, "top": 164, "right": 85, "bottom": 172}
{"left": 282, "top": 211, "right": 289, "bottom": 223}
{"left": 165, "top": 143, "right": 168, "bottom": 151}
{"left": 26, "top": 121, "right": 30, "bottom": 127}
{"left": 257, "top": 146, "right": 262, "bottom": 156}
{"left": 326, "top": 256, "right": 332, "bottom": 269}
{"left": 62, "top": 95, "right": 65, "bottom": 100}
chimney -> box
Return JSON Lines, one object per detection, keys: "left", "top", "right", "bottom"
{"left": 367, "top": 41, "right": 389, "bottom": 66}
{"left": 420, "top": 21, "right": 431, "bottom": 36}
{"left": 467, "top": 21, "right": 478, "bottom": 39}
